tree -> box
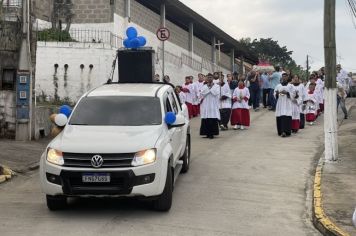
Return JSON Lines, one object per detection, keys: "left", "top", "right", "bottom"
{"left": 239, "top": 37, "right": 306, "bottom": 77}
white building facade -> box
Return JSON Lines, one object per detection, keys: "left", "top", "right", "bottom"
{"left": 33, "top": 0, "right": 256, "bottom": 103}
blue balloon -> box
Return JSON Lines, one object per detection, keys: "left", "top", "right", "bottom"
{"left": 165, "top": 112, "right": 176, "bottom": 125}
{"left": 59, "top": 105, "right": 72, "bottom": 118}
{"left": 137, "top": 36, "right": 146, "bottom": 47}
{"left": 126, "top": 27, "right": 138, "bottom": 39}
{"left": 123, "top": 38, "right": 131, "bottom": 48}
{"left": 129, "top": 37, "right": 140, "bottom": 48}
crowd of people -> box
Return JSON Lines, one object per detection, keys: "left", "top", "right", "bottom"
{"left": 156, "top": 63, "right": 352, "bottom": 139}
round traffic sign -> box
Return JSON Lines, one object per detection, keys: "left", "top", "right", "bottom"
{"left": 156, "top": 27, "right": 170, "bottom": 41}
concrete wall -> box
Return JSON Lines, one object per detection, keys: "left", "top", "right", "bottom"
{"left": 35, "top": 42, "right": 117, "bottom": 102}
{"left": 71, "top": 0, "right": 113, "bottom": 24}
{"left": 31, "top": 0, "right": 52, "bottom": 21}
{"left": 0, "top": 21, "right": 22, "bottom": 138}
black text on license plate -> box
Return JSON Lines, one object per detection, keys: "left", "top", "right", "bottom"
{"left": 82, "top": 173, "right": 110, "bottom": 183}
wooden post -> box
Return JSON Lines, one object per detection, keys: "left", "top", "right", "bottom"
{"left": 324, "top": 0, "right": 338, "bottom": 161}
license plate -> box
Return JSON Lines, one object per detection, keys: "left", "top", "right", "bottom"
{"left": 82, "top": 173, "right": 110, "bottom": 183}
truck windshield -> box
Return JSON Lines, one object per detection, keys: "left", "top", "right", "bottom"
{"left": 69, "top": 96, "right": 162, "bottom": 126}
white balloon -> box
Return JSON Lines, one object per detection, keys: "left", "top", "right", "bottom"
{"left": 54, "top": 113, "right": 68, "bottom": 127}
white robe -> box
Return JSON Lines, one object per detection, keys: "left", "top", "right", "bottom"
{"left": 219, "top": 83, "right": 232, "bottom": 109}
{"left": 200, "top": 84, "right": 221, "bottom": 119}
{"left": 232, "top": 87, "right": 250, "bottom": 109}
{"left": 192, "top": 81, "right": 200, "bottom": 105}
{"left": 305, "top": 90, "right": 318, "bottom": 115}
{"left": 182, "top": 83, "right": 195, "bottom": 104}
{"left": 291, "top": 84, "right": 303, "bottom": 120}
{"left": 274, "top": 83, "right": 295, "bottom": 117}
{"left": 179, "top": 91, "right": 186, "bottom": 104}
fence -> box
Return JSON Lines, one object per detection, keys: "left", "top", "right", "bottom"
{"left": 2, "top": 0, "right": 22, "bottom": 7}
{"left": 36, "top": 28, "right": 123, "bottom": 49}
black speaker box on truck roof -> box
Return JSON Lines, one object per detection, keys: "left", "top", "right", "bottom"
{"left": 117, "top": 48, "right": 155, "bottom": 83}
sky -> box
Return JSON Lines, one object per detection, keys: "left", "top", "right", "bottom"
{"left": 180, "top": 0, "right": 356, "bottom": 72}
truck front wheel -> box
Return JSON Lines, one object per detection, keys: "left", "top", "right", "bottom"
{"left": 152, "top": 164, "right": 173, "bottom": 211}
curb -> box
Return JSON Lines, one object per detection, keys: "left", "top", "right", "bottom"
{"left": 312, "top": 158, "right": 350, "bottom": 236}
{"left": 312, "top": 101, "right": 355, "bottom": 236}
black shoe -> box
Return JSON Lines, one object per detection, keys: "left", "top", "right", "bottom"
{"left": 281, "top": 132, "right": 287, "bottom": 137}
{"left": 209, "top": 135, "right": 214, "bottom": 139}
{"left": 344, "top": 115, "right": 348, "bottom": 119}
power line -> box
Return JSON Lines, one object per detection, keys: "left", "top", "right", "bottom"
{"left": 345, "top": 0, "right": 356, "bottom": 28}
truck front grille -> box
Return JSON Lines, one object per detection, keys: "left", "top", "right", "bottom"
{"left": 62, "top": 152, "right": 135, "bottom": 168}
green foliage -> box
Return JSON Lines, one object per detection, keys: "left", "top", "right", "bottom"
{"left": 37, "top": 29, "right": 76, "bottom": 42}
{"left": 239, "top": 37, "right": 306, "bottom": 78}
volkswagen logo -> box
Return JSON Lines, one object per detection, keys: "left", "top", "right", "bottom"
{"left": 91, "top": 155, "right": 103, "bottom": 168}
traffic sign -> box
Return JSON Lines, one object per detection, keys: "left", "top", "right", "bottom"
{"left": 156, "top": 27, "right": 170, "bottom": 41}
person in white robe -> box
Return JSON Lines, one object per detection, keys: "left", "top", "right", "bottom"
{"left": 305, "top": 83, "right": 319, "bottom": 125}
{"left": 231, "top": 80, "right": 250, "bottom": 130}
{"left": 291, "top": 75, "right": 304, "bottom": 133}
{"left": 218, "top": 77, "right": 232, "bottom": 130}
{"left": 274, "top": 73, "right": 295, "bottom": 137}
{"left": 175, "top": 86, "right": 186, "bottom": 105}
{"left": 200, "top": 74, "right": 221, "bottom": 139}
{"left": 182, "top": 76, "right": 195, "bottom": 119}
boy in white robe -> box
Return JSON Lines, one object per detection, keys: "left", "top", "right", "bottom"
{"left": 200, "top": 74, "right": 221, "bottom": 139}
{"left": 175, "top": 86, "right": 186, "bottom": 105}
{"left": 305, "top": 83, "right": 319, "bottom": 125}
{"left": 231, "top": 80, "right": 250, "bottom": 130}
{"left": 218, "top": 77, "right": 232, "bottom": 130}
{"left": 274, "top": 73, "right": 295, "bottom": 137}
{"left": 291, "top": 75, "right": 304, "bottom": 133}
{"left": 182, "top": 76, "right": 195, "bottom": 119}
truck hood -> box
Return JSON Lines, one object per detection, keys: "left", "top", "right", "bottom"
{"left": 49, "top": 125, "right": 163, "bottom": 153}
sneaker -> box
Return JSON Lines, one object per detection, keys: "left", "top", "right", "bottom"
{"left": 281, "top": 132, "right": 287, "bottom": 137}
{"left": 309, "top": 122, "right": 314, "bottom": 126}
{"left": 233, "top": 125, "right": 238, "bottom": 130}
{"left": 240, "top": 125, "right": 244, "bottom": 130}
{"left": 220, "top": 124, "right": 224, "bottom": 129}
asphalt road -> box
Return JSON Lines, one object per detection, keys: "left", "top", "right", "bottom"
{"left": 0, "top": 109, "right": 322, "bottom": 236}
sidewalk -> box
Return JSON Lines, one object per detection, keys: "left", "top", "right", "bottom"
{"left": 0, "top": 138, "right": 49, "bottom": 173}
{"left": 322, "top": 106, "right": 356, "bottom": 235}
{"left": 313, "top": 98, "right": 356, "bottom": 236}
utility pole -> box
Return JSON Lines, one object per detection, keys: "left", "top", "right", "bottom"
{"left": 324, "top": 0, "right": 338, "bottom": 161}
{"left": 306, "top": 55, "right": 309, "bottom": 80}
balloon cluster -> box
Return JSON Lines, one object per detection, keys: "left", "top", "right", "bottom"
{"left": 123, "top": 27, "right": 147, "bottom": 49}
{"left": 50, "top": 105, "right": 72, "bottom": 137}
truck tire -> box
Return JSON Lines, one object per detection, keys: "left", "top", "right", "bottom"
{"left": 46, "top": 195, "right": 67, "bottom": 211}
{"left": 153, "top": 164, "right": 173, "bottom": 211}
{"left": 180, "top": 134, "right": 190, "bottom": 173}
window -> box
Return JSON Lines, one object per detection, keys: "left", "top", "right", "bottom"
{"left": 165, "top": 97, "right": 173, "bottom": 113}
{"left": 69, "top": 96, "right": 162, "bottom": 126}
{"left": 1, "top": 69, "right": 16, "bottom": 91}
{"left": 169, "top": 93, "right": 179, "bottom": 114}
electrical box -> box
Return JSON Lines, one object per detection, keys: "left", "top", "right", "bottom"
{"left": 16, "top": 70, "right": 31, "bottom": 122}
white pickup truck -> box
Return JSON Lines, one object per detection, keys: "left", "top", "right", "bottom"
{"left": 40, "top": 83, "right": 190, "bottom": 211}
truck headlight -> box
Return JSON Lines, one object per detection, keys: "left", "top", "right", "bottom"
{"left": 47, "top": 148, "right": 64, "bottom": 166}
{"left": 132, "top": 149, "right": 156, "bottom": 166}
